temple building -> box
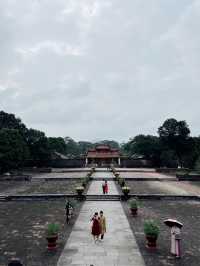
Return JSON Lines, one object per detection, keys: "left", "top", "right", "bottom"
{"left": 86, "top": 145, "right": 120, "bottom": 167}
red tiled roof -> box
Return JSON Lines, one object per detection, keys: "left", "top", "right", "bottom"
{"left": 96, "top": 145, "right": 110, "bottom": 150}
{"left": 87, "top": 144, "right": 120, "bottom": 158}
{"left": 87, "top": 151, "right": 120, "bottom": 158}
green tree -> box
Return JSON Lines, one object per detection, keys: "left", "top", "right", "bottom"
{"left": 123, "top": 135, "right": 162, "bottom": 163}
{"left": 0, "top": 110, "right": 28, "bottom": 139}
{"left": 94, "top": 140, "right": 120, "bottom": 149}
{"left": 160, "top": 149, "right": 178, "bottom": 168}
{"left": 64, "top": 137, "right": 79, "bottom": 156}
{"left": 26, "top": 129, "right": 51, "bottom": 161}
{"left": 0, "top": 129, "right": 29, "bottom": 173}
{"left": 77, "top": 141, "right": 94, "bottom": 155}
{"left": 48, "top": 137, "right": 67, "bottom": 154}
{"left": 158, "top": 118, "right": 191, "bottom": 166}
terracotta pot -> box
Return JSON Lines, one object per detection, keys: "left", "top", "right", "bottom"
{"left": 145, "top": 235, "right": 157, "bottom": 249}
{"left": 130, "top": 207, "right": 138, "bottom": 216}
{"left": 46, "top": 235, "right": 58, "bottom": 250}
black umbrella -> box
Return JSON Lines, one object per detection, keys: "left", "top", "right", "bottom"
{"left": 164, "top": 219, "right": 183, "bottom": 228}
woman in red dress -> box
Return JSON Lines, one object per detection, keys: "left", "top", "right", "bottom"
{"left": 91, "top": 212, "right": 101, "bottom": 242}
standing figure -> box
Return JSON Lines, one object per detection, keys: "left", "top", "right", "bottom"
{"left": 99, "top": 210, "right": 106, "bottom": 240}
{"left": 91, "top": 212, "right": 101, "bottom": 243}
{"left": 65, "top": 201, "right": 73, "bottom": 224}
{"left": 104, "top": 180, "right": 108, "bottom": 194}
{"left": 171, "top": 226, "right": 181, "bottom": 258}
{"left": 102, "top": 180, "right": 106, "bottom": 194}
{"left": 164, "top": 218, "right": 183, "bottom": 259}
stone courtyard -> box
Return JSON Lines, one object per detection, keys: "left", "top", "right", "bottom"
{"left": 0, "top": 168, "right": 200, "bottom": 266}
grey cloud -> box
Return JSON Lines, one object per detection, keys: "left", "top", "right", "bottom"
{"left": 0, "top": 0, "right": 199, "bottom": 141}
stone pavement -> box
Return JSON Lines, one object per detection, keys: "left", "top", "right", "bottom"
{"left": 57, "top": 201, "right": 145, "bottom": 266}
{"left": 92, "top": 172, "right": 114, "bottom": 179}
{"left": 120, "top": 172, "right": 174, "bottom": 180}
{"left": 33, "top": 172, "right": 88, "bottom": 179}
{"left": 57, "top": 175, "right": 145, "bottom": 266}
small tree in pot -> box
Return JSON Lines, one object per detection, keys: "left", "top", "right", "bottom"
{"left": 128, "top": 198, "right": 139, "bottom": 216}
{"left": 81, "top": 177, "right": 87, "bottom": 188}
{"left": 76, "top": 186, "right": 84, "bottom": 195}
{"left": 144, "top": 220, "right": 160, "bottom": 249}
{"left": 119, "top": 178, "right": 125, "bottom": 187}
{"left": 122, "top": 186, "right": 130, "bottom": 195}
{"left": 46, "top": 223, "right": 59, "bottom": 251}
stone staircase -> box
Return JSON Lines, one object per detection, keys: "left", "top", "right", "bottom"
{"left": 0, "top": 194, "right": 7, "bottom": 201}
{"left": 86, "top": 194, "right": 120, "bottom": 201}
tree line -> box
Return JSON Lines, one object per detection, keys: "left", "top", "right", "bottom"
{"left": 0, "top": 111, "right": 119, "bottom": 172}
{"left": 122, "top": 118, "right": 200, "bottom": 169}
{"left": 0, "top": 110, "right": 200, "bottom": 173}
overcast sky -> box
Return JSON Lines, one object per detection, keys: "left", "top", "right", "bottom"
{"left": 0, "top": 0, "right": 199, "bottom": 142}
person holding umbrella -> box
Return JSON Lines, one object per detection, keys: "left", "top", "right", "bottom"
{"left": 164, "top": 219, "right": 183, "bottom": 258}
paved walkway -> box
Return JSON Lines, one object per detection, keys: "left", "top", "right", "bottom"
{"left": 57, "top": 201, "right": 145, "bottom": 266}
{"left": 57, "top": 175, "right": 145, "bottom": 266}
{"left": 92, "top": 172, "right": 114, "bottom": 179}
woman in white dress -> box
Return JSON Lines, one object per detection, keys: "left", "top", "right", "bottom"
{"left": 171, "top": 226, "right": 181, "bottom": 257}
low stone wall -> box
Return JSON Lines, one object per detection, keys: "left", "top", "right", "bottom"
{"left": 156, "top": 168, "right": 189, "bottom": 175}
{"left": 23, "top": 167, "right": 52, "bottom": 173}
{"left": 120, "top": 158, "right": 153, "bottom": 168}
{"left": 51, "top": 159, "right": 85, "bottom": 168}
{"left": 23, "top": 159, "right": 86, "bottom": 168}
{"left": 23, "top": 158, "right": 153, "bottom": 168}
{"left": 0, "top": 175, "right": 31, "bottom": 181}
{"left": 176, "top": 174, "right": 200, "bottom": 181}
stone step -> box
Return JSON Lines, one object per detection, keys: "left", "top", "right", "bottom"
{"left": 86, "top": 195, "right": 120, "bottom": 201}
{"left": 92, "top": 177, "right": 115, "bottom": 181}
{"left": 0, "top": 195, "right": 7, "bottom": 201}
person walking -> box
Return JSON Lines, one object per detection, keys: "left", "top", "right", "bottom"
{"left": 91, "top": 212, "right": 101, "bottom": 243}
{"left": 104, "top": 180, "right": 108, "bottom": 194}
{"left": 99, "top": 210, "right": 106, "bottom": 240}
{"left": 102, "top": 180, "right": 106, "bottom": 194}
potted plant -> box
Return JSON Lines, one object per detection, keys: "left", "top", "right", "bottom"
{"left": 119, "top": 178, "right": 125, "bottom": 187}
{"left": 46, "top": 223, "right": 59, "bottom": 250}
{"left": 76, "top": 186, "right": 84, "bottom": 195}
{"left": 128, "top": 198, "right": 139, "bottom": 216}
{"left": 144, "top": 220, "right": 160, "bottom": 249}
{"left": 87, "top": 173, "right": 91, "bottom": 178}
{"left": 122, "top": 186, "right": 130, "bottom": 195}
{"left": 81, "top": 178, "right": 87, "bottom": 188}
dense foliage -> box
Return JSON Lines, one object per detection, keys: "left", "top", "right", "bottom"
{"left": 122, "top": 118, "right": 200, "bottom": 168}
{"left": 0, "top": 128, "right": 29, "bottom": 172}
{"left": 0, "top": 110, "right": 200, "bottom": 172}
{"left": 0, "top": 111, "right": 122, "bottom": 172}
